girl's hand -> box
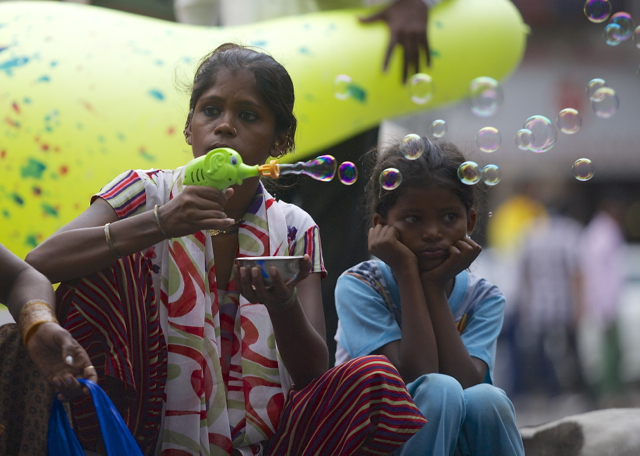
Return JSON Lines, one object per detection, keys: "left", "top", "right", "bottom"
{"left": 234, "top": 255, "right": 312, "bottom": 309}
{"left": 368, "top": 223, "right": 417, "bottom": 272}
{"left": 156, "top": 186, "right": 237, "bottom": 238}
{"left": 421, "top": 235, "right": 482, "bottom": 289}
{"left": 26, "top": 322, "right": 97, "bottom": 401}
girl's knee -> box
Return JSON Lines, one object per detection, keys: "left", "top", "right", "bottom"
{"left": 409, "top": 373, "right": 465, "bottom": 411}
{"left": 464, "top": 384, "right": 515, "bottom": 422}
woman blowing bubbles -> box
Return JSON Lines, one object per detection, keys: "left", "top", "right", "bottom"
{"left": 26, "top": 43, "right": 425, "bottom": 455}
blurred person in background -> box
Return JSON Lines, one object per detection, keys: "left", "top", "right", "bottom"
{"left": 578, "top": 191, "right": 627, "bottom": 407}
{"left": 510, "top": 198, "right": 586, "bottom": 399}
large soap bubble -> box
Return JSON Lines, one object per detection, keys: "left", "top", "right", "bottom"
{"left": 457, "top": 161, "right": 481, "bottom": 185}
{"left": 408, "top": 73, "right": 435, "bottom": 105}
{"left": 603, "top": 23, "right": 623, "bottom": 46}
{"left": 466, "top": 77, "right": 503, "bottom": 117}
{"left": 572, "top": 158, "right": 595, "bottom": 181}
{"left": 430, "top": 119, "right": 447, "bottom": 138}
{"left": 476, "top": 127, "right": 502, "bottom": 153}
{"left": 584, "top": 0, "right": 611, "bottom": 23}
{"left": 481, "top": 164, "right": 501, "bottom": 186}
{"left": 610, "top": 12, "right": 634, "bottom": 40}
{"left": 515, "top": 129, "right": 535, "bottom": 150}
{"left": 379, "top": 168, "right": 402, "bottom": 190}
{"left": 400, "top": 134, "right": 425, "bottom": 160}
{"left": 523, "top": 116, "right": 558, "bottom": 153}
{"left": 591, "top": 87, "right": 619, "bottom": 118}
{"left": 586, "top": 78, "right": 607, "bottom": 100}
{"left": 338, "top": 161, "right": 358, "bottom": 185}
{"left": 556, "top": 108, "right": 582, "bottom": 134}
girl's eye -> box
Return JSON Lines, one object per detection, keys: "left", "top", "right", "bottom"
{"left": 203, "top": 106, "right": 220, "bottom": 116}
{"left": 240, "top": 111, "right": 258, "bottom": 122}
{"left": 444, "top": 213, "right": 458, "bottom": 222}
{"left": 404, "top": 215, "right": 419, "bottom": 223}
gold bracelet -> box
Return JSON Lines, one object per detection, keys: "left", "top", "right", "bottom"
{"left": 18, "top": 300, "right": 59, "bottom": 346}
{"left": 264, "top": 287, "right": 298, "bottom": 313}
{"left": 104, "top": 223, "right": 122, "bottom": 258}
{"left": 154, "top": 205, "right": 169, "bottom": 239}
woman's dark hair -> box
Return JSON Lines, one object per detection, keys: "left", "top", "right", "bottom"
{"left": 365, "top": 137, "right": 485, "bottom": 223}
{"left": 189, "top": 43, "right": 297, "bottom": 153}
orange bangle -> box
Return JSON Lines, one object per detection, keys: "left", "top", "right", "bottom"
{"left": 18, "top": 300, "right": 58, "bottom": 346}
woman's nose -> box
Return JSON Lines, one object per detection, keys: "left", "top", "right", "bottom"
{"left": 214, "top": 116, "right": 237, "bottom": 137}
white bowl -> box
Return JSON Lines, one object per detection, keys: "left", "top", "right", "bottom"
{"left": 235, "top": 256, "right": 303, "bottom": 287}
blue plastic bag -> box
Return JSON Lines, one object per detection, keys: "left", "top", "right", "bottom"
{"left": 48, "top": 378, "right": 144, "bottom": 456}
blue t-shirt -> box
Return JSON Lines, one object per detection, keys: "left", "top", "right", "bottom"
{"left": 334, "top": 260, "right": 505, "bottom": 384}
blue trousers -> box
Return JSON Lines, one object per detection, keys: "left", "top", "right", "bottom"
{"left": 396, "top": 374, "right": 524, "bottom": 456}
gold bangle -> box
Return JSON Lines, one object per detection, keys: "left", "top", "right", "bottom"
{"left": 18, "top": 300, "right": 59, "bottom": 346}
{"left": 264, "top": 287, "right": 298, "bottom": 313}
{"left": 104, "top": 223, "right": 122, "bottom": 258}
{"left": 154, "top": 205, "right": 169, "bottom": 239}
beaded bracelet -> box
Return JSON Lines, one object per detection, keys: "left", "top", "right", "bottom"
{"left": 18, "top": 300, "right": 59, "bottom": 346}
{"left": 104, "top": 223, "right": 123, "bottom": 258}
{"left": 264, "top": 287, "right": 298, "bottom": 313}
{"left": 154, "top": 205, "right": 170, "bottom": 239}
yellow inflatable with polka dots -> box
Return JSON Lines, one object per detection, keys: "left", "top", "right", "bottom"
{"left": 0, "top": 0, "right": 527, "bottom": 260}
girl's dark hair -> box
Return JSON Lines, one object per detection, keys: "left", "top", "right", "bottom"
{"left": 189, "top": 43, "right": 297, "bottom": 153}
{"left": 365, "top": 137, "right": 485, "bottom": 223}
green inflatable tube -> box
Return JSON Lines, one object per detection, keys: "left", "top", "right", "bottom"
{"left": 0, "top": 0, "right": 527, "bottom": 260}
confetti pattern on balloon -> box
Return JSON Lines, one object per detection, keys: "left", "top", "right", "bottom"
{"left": 523, "top": 115, "right": 558, "bottom": 153}
{"left": 584, "top": 0, "right": 611, "bottom": 23}
{"left": 400, "top": 134, "right": 425, "bottom": 160}
{"left": 466, "top": 76, "right": 503, "bottom": 117}
{"left": 610, "top": 12, "right": 634, "bottom": 41}
{"left": 481, "top": 164, "right": 501, "bottom": 186}
{"left": 603, "top": 23, "right": 623, "bottom": 46}
{"left": 379, "top": 168, "right": 402, "bottom": 190}
{"left": 333, "top": 74, "right": 353, "bottom": 100}
{"left": 515, "top": 128, "right": 535, "bottom": 150}
{"left": 430, "top": 119, "right": 447, "bottom": 138}
{"left": 586, "top": 78, "right": 607, "bottom": 100}
{"left": 408, "top": 73, "right": 435, "bottom": 105}
{"left": 476, "top": 127, "right": 502, "bottom": 153}
{"left": 556, "top": 108, "right": 582, "bottom": 134}
{"left": 457, "top": 161, "right": 481, "bottom": 185}
{"left": 338, "top": 161, "right": 358, "bottom": 185}
{"left": 572, "top": 158, "right": 595, "bottom": 181}
{"left": 591, "top": 87, "right": 619, "bottom": 118}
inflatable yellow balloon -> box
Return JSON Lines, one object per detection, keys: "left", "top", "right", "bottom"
{"left": 0, "top": 0, "right": 527, "bottom": 260}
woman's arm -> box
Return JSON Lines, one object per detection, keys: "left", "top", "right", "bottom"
{"left": 26, "top": 185, "right": 235, "bottom": 283}
{"left": 0, "top": 244, "right": 97, "bottom": 400}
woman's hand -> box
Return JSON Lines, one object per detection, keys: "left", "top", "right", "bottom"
{"left": 156, "top": 186, "right": 237, "bottom": 238}
{"left": 26, "top": 322, "right": 97, "bottom": 401}
{"left": 234, "top": 255, "right": 312, "bottom": 309}
{"left": 421, "top": 235, "right": 482, "bottom": 289}
{"left": 368, "top": 223, "right": 418, "bottom": 273}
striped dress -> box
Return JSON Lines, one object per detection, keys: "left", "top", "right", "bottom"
{"left": 56, "top": 167, "right": 426, "bottom": 455}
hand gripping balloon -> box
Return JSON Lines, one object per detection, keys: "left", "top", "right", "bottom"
{"left": 183, "top": 148, "right": 338, "bottom": 189}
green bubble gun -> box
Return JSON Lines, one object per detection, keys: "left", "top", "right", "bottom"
{"left": 183, "top": 148, "right": 337, "bottom": 189}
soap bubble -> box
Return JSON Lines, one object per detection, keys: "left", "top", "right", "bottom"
{"left": 400, "top": 134, "right": 425, "bottom": 160}
{"left": 379, "top": 168, "right": 402, "bottom": 190}
{"left": 515, "top": 129, "right": 535, "bottom": 150}
{"left": 610, "top": 12, "right": 634, "bottom": 40}
{"left": 476, "top": 127, "right": 502, "bottom": 153}
{"left": 556, "top": 109, "right": 582, "bottom": 134}
{"left": 603, "top": 23, "right": 623, "bottom": 46}
{"left": 430, "top": 119, "right": 447, "bottom": 138}
{"left": 457, "top": 161, "right": 481, "bottom": 185}
{"left": 481, "top": 164, "right": 501, "bottom": 186}
{"left": 584, "top": 0, "right": 611, "bottom": 23}
{"left": 634, "top": 26, "right": 640, "bottom": 48}
{"left": 586, "top": 78, "right": 607, "bottom": 100}
{"left": 572, "top": 158, "right": 595, "bottom": 181}
{"left": 334, "top": 74, "right": 352, "bottom": 100}
{"left": 408, "top": 73, "right": 435, "bottom": 105}
{"left": 338, "top": 162, "right": 358, "bottom": 185}
{"left": 523, "top": 116, "right": 558, "bottom": 153}
{"left": 466, "top": 77, "right": 503, "bottom": 117}
{"left": 591, "top": 87, "right": 619, "bottom": 118}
